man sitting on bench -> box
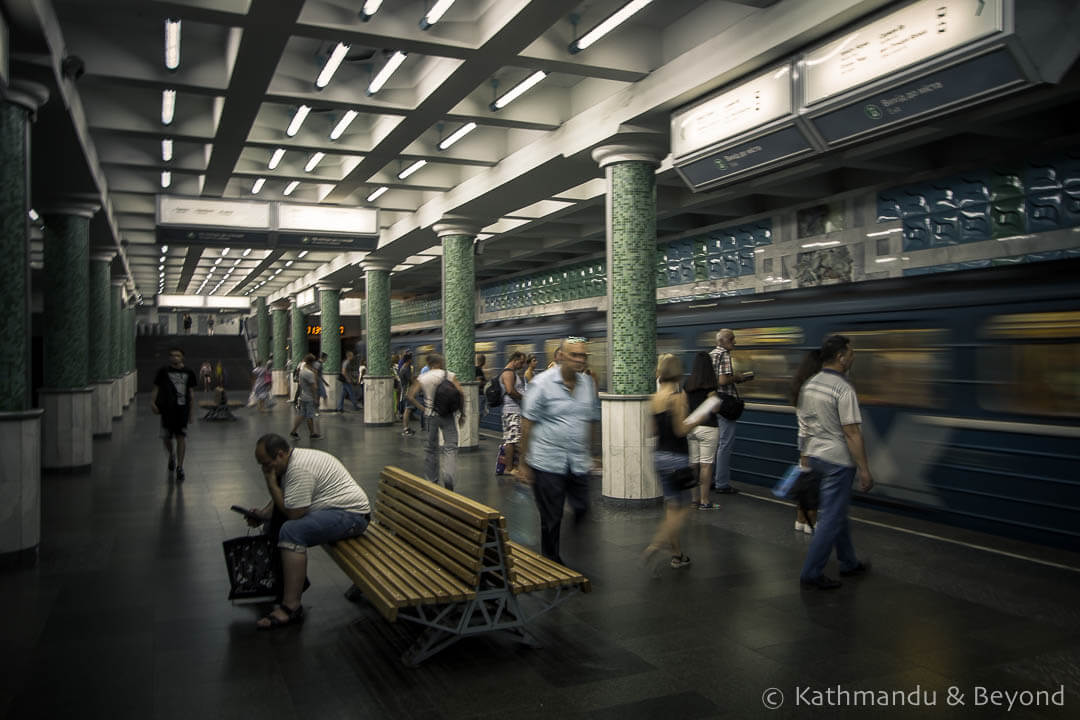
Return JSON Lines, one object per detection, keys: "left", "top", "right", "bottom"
{"left": 245, "top": 433, "right": 371, "bottom": 629}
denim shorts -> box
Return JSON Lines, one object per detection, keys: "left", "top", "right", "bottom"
{"left": 278, "top": 508, "right": 370, "bottom": 553}
{"left": 297, "top": 400, "right": 316, "bottom": 419}
{"left": 655, "top": 451, "right": 692, "bottom": 502}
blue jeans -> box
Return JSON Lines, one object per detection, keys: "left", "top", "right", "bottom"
{"left": 712, "top": 416, "right": 737, "bottom": 488}
{"left": 799, "top": 458, "right": 859, "bottom": 581}
{"left": 278, "top": 508, "right": 370, "bottom": 553}
{"left": 337, "top": 381, "right": 360, "bottom": 411}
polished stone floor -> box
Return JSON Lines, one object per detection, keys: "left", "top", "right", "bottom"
{"left": 2, "top": 396, "right": 1079, "bottom": 719}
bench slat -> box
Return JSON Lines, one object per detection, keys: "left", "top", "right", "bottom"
{"left": 382, "top": 467, "right": 502, "bottom": 522}
{"left": 379, "top": 506, "right": 482, "bottom": 585}
{"left": 507, "top": 541, "right": 592, "bottom": 594}
{"left": 363, "top": 525, "right": 472, "bottom": 603}
{"left": 325, "top": 542, "right": 401, "bottom": 621}
{"left": 378, "top": 486, "right": 486, "bottom": 551}
{"left": 344, "top": 533, "right": 446, "bottom": 605}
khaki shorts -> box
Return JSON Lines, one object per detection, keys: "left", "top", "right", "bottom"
{"left": 687, "top": 425, "right": 719, "bottom": 465}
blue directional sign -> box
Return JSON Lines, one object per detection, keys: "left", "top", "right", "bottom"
{"left": 677, "top": 125, "right": 814, "bottom": 189}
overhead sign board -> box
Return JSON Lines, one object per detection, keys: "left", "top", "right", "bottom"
{"left": 156, "top": 227, "right": 268, "bottom": 247}
{"left": 276, "top": 233, "right": 379, "bottom": 251}
{"left": 811, "top": 48, "right": 1026, "bottom": 145}
{"left": 158, "top": 196, "right": 271, "bottom": 229}
{"left": 803, "top": 0, "right": 1002, "bottom": 105}
{"left": 277, "top": 204, "right": 378, "bottom": 236}
{"left": 672, "top": 65, "right": 794, "bottom": 159}
{"left": 676, "top": 125, "right": 813, "bottom": 189}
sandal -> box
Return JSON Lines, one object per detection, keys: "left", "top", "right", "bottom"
{"left": 256, "top": 603, "right": 304, "bottom": 630}
{"left": 670, "top": 554, "right": 691, "bottom": 569}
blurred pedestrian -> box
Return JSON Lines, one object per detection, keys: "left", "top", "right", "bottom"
{"left": 795, "top": 335, "right": 873, "bottom": 590}
{"left": 520, "top": 338, "right": 599, "bottom": 564}
{"left": 684, "top": 351, "right": 721, "bottom": 509}
{"left": 710, "top": 329, "right": 752, "bottom": 494}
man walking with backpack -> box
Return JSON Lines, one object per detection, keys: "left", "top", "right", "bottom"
{"left": 407, "top": 353, "right": 465, "bottom": 491}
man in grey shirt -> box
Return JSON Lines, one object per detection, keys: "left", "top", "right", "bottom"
{"left": 795, "top": 335, "right": 874, "bottom": 590}
{"left": 289, "top": 353, "right": 321, "bottom": 439}
{"left": 246, "top": 433, "right": 370, "bottom": 628}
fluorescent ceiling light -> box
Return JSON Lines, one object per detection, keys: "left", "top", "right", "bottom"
{"left": 242, "top": 248, "right": 252, "bottom": 257}
{"left": 283, "top": 180, "right": 300, "bottom": 196}
{"left": 568, "top": 0, "right": 653, "bottom": 53}
{"left": 268, "top": 148, "right": 285, "bottom": 170}
{"left": 161, "top": 245, "right": 168, "bottom": 252}
{"left": 164, "top": 18, "right": 181, "bottom": 70}
{"left": 298, "top": 250, "right": 309, "bottom": 258}
{"left": 491, "top": 71, "right": 546, "bottom": 110}
{"left": 251, "top": 177, "right": 265, "bottom": 194}
{"left": 330, "top": 110, "right": 358, "bottom": 140}
{"left": 438, "top": 121, "right": 476, "bottom": 150}
{"left": 214, "top": 257, "right": 222, "bottom": 265}
{"left": 360, "top": 0, "right": 383, "bottom": 21}
{"left": 159, "top": 256, "right": 166, "bottom": 263}
{"left": 161, "top": 89, "right": 176, "bottom": 125}
{"left": 221, "top": 247, "right": 230, "bottom": 256}
{"left": 316, "top": 42, "right": 350, "bottom": 89}
{"left": 158, "top": 264, "right": 164, "bottom": 271}
{"left": 305, "top": 152, "right": 325, "bottom": 172}
{"left": 29, "top": 209, "right": 39, "bottom": 221}
{"left": 274, "top": 268, "right": 282, "bottom": 275}
{"left": 366, "top": 186, "right": 388, "bottom": 202}
{"left": 233, "top": 258, "right": 241, "bottom": 266}
{"left": 368, "top": 51, "right": 407, "bottom": 95}
{"left": 285, "top": 260, "right": 294, "bottom": 267}
{"left": 287, "top": 105, "right": 311, "bottom": 137}
{"left": 420, "top": 0, "right": 455, "bottom": 29}
{"left": 397, "top": 160, "right": 426, "bottom": 179}
{"left": 161, "top": 170, "right": 172, "bottom": 188}
{"left": 161, "top": 139, "right": 173, "bottom": 162}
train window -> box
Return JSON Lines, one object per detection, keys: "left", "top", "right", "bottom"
{"left": 979, "top": 312, "right": 1080, "bottom": 418}
{"left": 836, "top": 329, "right": 948, "bottom": 408}
{"left": 694, "top": 327, "right": 806, "bottom": 402}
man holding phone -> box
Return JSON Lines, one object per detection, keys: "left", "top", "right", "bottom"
{"left": 244, "top": 434, "right": 371, "bottom": 629}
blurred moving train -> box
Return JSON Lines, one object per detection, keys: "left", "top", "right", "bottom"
{"left": 387, "top": 260, "right": 1080, "bottom": 550}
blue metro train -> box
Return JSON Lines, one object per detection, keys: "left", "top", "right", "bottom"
{"left": 389, "top": 260, "right": 1080, "bottom": 549}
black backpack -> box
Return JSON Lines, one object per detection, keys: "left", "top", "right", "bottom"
{"left": 432, "top": 377, "right": 462, "bottom": 416}
{"left": 484, "top": 371, "right": 508, "bottom": 407}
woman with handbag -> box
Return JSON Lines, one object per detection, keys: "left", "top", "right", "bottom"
{"left": 643, "top": 353, "right": 708, "bottom": 571}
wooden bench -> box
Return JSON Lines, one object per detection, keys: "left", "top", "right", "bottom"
{"left": 324, "top": 466, "right": 590, "bottom": 665}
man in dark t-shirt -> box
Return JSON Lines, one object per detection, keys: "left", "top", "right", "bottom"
{"left": 151, "top": 346, "right": 198, "bottom": 481}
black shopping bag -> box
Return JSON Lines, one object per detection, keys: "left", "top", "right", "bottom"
{"left": 222, "top": 534, "right": 281, "bottom": 601}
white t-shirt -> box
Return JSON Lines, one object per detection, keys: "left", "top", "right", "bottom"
{"left": 298, "top": 365, "right": 317, "bottom": 402}
{"left": 797, "top": 370, "right": 862, "bottom": 467}
{"left": 416, "top": 368, "right": 455, "bottom": 416}
{"left": 282, "top": 448, "right": 370, "bottom": 514}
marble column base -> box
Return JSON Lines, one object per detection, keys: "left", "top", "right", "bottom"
{"left": 272, "top": 370, "right": 289, "bottom": 397}
{"left": 600, "top": 394, "right": 659, "bottom": 502}
{"left": 92, "top": 381, "right": 113, "bottom": 437}
{"left": 363, "top": 376, "right": 395, "bottom": 425}
{"left": 322, "top": 376, "right": 339, "bottom": 412}
{"left": 111, "top": 376, "right": 124, "bottom": 419}
{"left": 131, "top": 370, "right": 138, "bottom": 402}
{"left": 40, "top": 387, "right": 94, "bottom": 471}
{"left": 457, "top": 382, "right": 480, "bottom": 450}
{"left": 121, "top": 372, "right": 131, "bottom": 408}
{"left": 0, "top": 409, "right": 44, "bottom": 558}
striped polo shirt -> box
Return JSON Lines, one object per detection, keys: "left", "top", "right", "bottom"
{"left": 796, "top": 369, "right": 862, "bottom": 467}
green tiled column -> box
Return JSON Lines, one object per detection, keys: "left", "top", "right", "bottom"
{"left": 40, "top": 201, "right": 99, "bottom": 470}
{"left": 593, "top": 142, "right": 663, "bottom": 501}
{"left": 0, "top": 81, "right": 49, "bottom": 559}
{"left": 41, "top": 206, "right": 98, "bottom": 389}
{"left": 89, "top": 251, "right": 115, "bottom": 436}
{"left": 363, "top": 261, "right": 394, "bottom": 425}
{"left": 109, "top": 280, "right": 124, "bottom": 419}
{"left": 434, "top": 219, "right": 480, "bottom": 450}
{"left": 255, "top": 296, "right": 270, "bottom": 364}
{"left": 290, "top": 296, "right": 306, "bottom": 369}
{"left": 271, "top": 301, "right": 288, "bottom": 396}
{"left": 434, "top": 220, "right": 477, "bottom": 379}
{"left": 318, "top": 284, "right": 341, "bottom": 406}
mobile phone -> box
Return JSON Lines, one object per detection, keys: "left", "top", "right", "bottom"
{"left": 742, "top": 370, "right": 755, "bottom": 380}
{"left": 230, "top": 505, "right": 264, "bottom": 522}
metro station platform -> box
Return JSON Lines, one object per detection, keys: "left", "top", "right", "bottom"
{"left": 2, "top": 397, "right": 1078, "bottom": 720}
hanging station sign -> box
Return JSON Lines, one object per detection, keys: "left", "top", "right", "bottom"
{"left": 800, "top": 0, "right": 1032, "bottom": 147}
{"left": 672, "top": 64, "right": 814, "bottom": 191}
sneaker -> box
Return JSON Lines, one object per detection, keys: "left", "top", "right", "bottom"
{"left": 670, "top": 554, "right": 691, "bottom": 569}
{"left": 168, "top": 455, "right": 176, "bottom": 471}
{"left": 795, "top": 521, "right": 807, "bottom": 532}
{"left": 401, "top": 428, "right": 415, "bottom": 437}
{"left": 310, "top": 433, "right": 323, "bottom": 439}
{"left": 289, "top": 432, "right": 300, "bottom": 439}
{"left": 800, "top": 575, "right": 841, "bottom": 590}
{"left": 698, "top": 503, "right": 721, "bottom": 510}
{"left": 802, "top": 523, "right": 815, "bottom": 535}
{"left": 175, "top": 467, "right": 185, "bottom": 483}
{"left": 839, "top": 561, "right": 870, "bottom": 577}
{"left": 715, "top": 486, "right": 739, "bottom": 495}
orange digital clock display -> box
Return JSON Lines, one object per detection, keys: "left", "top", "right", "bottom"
{"left": 306, "top": 325, "right": 345, "bottom": 336}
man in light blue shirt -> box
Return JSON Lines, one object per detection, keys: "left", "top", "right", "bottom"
{"left": 520, "top": 338, "right": 600, "bottom": 563}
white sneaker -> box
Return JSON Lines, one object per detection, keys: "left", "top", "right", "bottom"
{"left": 802, "top": 523, "right": 814, "bottom": 535}
{"left": 794, "top": 521, "right": 807, "bottom": 532}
